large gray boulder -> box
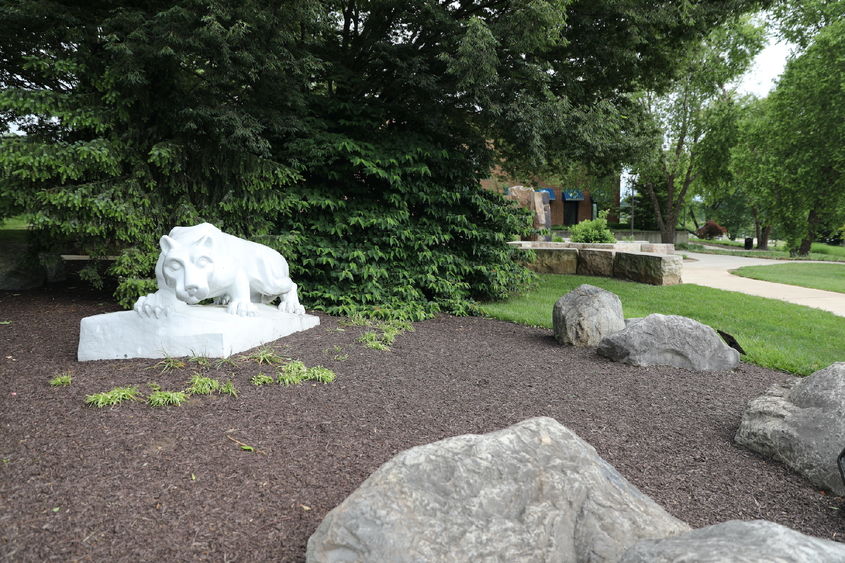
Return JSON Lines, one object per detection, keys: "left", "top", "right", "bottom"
{"left": 619, "top": 520, "right": 845, "bottom": 562}
{"left": 597, "top": 314, "right": 739, "bottom": 371}
{"left": 306, "top": 417, "right": 690, "bottom": 563}
{"left": 553, "top": 284, "right": 625, "bottom": 346}
{"left": 735, "top": 362, "right": 845, "bottom": 495}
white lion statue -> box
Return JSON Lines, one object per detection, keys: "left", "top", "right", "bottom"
{"left": 133, "top": 223, "right": 305, "bottom": 318}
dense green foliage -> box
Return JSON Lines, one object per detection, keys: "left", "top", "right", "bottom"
{"left": 568, "top": 210, "right": 615, "bottom": 243}
{"left": 481, "top": 273, "right": 845, "bottom": 375}
{"left": 631, "top": 17, "right": 765, "bottom": 243}
{"left": 1, "top": 0, "right": 768, "bottom": 317}
{"left": 728, "top": 19, "right": 845, "bottom": 256}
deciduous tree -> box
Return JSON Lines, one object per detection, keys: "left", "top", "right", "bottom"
{"left": 631, "top": 17, "right": 765, "bottom": 243}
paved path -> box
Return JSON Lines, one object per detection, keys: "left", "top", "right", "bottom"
{"left": 682, "top": 251, "right": 845, "bottom": 317}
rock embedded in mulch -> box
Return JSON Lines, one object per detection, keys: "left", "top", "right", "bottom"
{"left": 735, "top": 362, "right": 845, "bottom": 495}
{"left": 597, "top": 313, "right": 740, "bottom": 371}
{"left": 306, "top": 417, "right": 690, "bottom": 563}
{"left": 619, "top": 520, "right": 845, "bottom": 562}
{"left": 552, "top": 284, "right": 625, "bottom": 346}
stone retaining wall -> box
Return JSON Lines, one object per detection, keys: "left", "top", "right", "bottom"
{"left": 510, "top": 241, "right": 682, "bottom": 285}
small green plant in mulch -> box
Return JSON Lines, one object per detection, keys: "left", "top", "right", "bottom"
{"left": 185, "top": 374, "right": 221, "bottom": 395}
{"left": 358, "top": 331, "right": 389, "bottom": 350}
{"left": 84, "top": 386, "right": 140, "bottom": 408}
{"left": 280, "top": 360, "right": 307, "bottom": 378}
{"left": 187, "top": 355, "right": 212, "bottom": 370}
{"left": 303, "top": 366, "right": 336, "bottom": 384}
{"left": 219, "top": 380, "right": 239, "bottom": 397}
{"left": 325, "top": 345, "right": 348, "bottom": 361}
{"left": 147, "top": 389, "right": 188, "bottom": 407}
{"left": 250, "top": 373, "right": 275, "bottom": 386}
{"left": 150, "top": 356, "right": 186, "bottom": 374}
{"left": 276, "top": 372, "right": 304, "bottom": 386}
{"left": 214, "top": 357, "right": 238, "bottom": 369}
{"left": 339, "top": 314, "right": 373, "bottom": 327}
{"left": 357, "top": 318, "right": 414, "bottom": 350}
{"left": 49, "top": 372, "right": 73, "bottom": 387}
{"left": 276, "top": 361, "right": 308, "bottom": 386}
{"left": 243, "top": 347, "right": 287, "bottom": 365}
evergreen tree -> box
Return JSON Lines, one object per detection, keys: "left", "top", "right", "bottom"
{"left": 1, "top": 0, "right": 769, "bottom": 316}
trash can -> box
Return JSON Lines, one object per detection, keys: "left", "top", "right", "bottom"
{"left": 744, "top": 237, "right": 753, "bottom": 250}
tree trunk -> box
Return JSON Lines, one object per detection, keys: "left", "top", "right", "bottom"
{"left": 689, "top": 206, "right": 700, "bottom": 230}
{"left": 797, "top": 208, "right": 820, "bottom": 256}
{"left": 757, "top": 225, "right": 771, "bottom": 250}
{"left": 660, "top": 212, "right": 677, "bottom": 244}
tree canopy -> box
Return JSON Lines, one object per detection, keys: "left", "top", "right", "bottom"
{"left": 1, "top": 0, "right": 769, "bottom": 316}
{"left": 629, "top": 16, "right": 766, "bottom": 243}
{"left": 730, "top": 17, "right": 845, "bottom": 254}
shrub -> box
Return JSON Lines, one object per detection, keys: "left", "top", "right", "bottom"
{"left": 568, "top": 211, "right": 616, "bottom": 243}
{"left": 696, "top": 220, "right": 728, "bottom": 240}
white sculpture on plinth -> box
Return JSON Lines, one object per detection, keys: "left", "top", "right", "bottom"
{"left": 77, "top": 223, "right": 319, "bottom": 361}
{"left": 134, "top": 223, "right": 304, "bottom": 318}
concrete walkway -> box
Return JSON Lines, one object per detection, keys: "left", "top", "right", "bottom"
{"left": 682, "top": 251, "right": 845, "bottom": 317}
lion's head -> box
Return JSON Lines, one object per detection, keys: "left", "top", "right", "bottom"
{"left": 159, "top": 230, "right": 217, "bottom": 305}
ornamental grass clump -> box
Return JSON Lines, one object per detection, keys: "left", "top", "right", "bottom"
{"left": 185, "top": 374, "right": 221, "bottom": 395}
{"left": 277, "top": 360, "right": 308, "bottom": 386}
{"left": 147, "top": 390, "right": 188, "bottom": 407}
{"left": 49, "top": 372, "right": 73, "bottom": 387}
{"left": 250, "top": 373, "right": 275, "bottom": 386}
{"left": 304, "top": 366, "right": 336, "bottom": 384}
{"left": 84, "top": 386, "right": 139, "bottom": 408}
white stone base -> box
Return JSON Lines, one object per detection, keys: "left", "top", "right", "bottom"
{"left": 78, "top": 305, "right": 320, "bottom": 361}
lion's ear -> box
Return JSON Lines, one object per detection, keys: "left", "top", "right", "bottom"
{"left": 160, "top": 235, "right": 176, "bottom": 253}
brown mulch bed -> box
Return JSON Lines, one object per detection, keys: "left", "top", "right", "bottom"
{"left": 1, "top": 283, "right": 843, "bottom": 562}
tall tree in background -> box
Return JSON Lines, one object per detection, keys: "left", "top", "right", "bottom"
{"left": 728, "top": 98, "right": 777, "bottom": 249}
{"left": 631, "top": 17, "right": 765, "bottom": 243}
{"left": 695, "top": 95, "right": 757, "bottom": 241}
{"left": 771, "top": 0, "right": 844, "bottom": 48}
{"left": 748, "top": 18, "right": 845, "bottom": 255}
{"left": 1, "top": 0, "right": 770, "bottom": 316}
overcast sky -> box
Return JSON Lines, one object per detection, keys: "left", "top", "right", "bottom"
{"left": 736, "top": 36, "right": 794, "bottom": 97}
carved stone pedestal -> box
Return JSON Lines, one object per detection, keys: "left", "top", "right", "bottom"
{"left": 78, "top": 305, "right": 319, "bottom": 361}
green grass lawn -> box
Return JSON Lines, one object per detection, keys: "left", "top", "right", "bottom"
{"left": 481, "top": 274, "right": 845, "bottom": 376}
{"left": 0, "top": 215, "right": 30, "bottom": 230}
{"left": 731, "top": 263, "right": 845, "bottom": 294}
{"left": 684, "top": 238, "right": 845, "bottom": 262}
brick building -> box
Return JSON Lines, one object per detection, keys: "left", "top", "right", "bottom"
{"left": 481, "top": 170, "right": 620, "bottom": 226}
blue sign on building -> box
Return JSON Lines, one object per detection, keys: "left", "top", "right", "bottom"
{"left": 536, "top": 188, "right": 556, "bottom": 200}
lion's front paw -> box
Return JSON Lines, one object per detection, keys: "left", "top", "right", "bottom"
{"left": 134, "top": 292, "right": 174, "bottom": 319}
{"left": 226, "top": 300, "right": 257, "bottom": 317}
{"left": 278, "top": 286, "right": 305, "bottom": 315}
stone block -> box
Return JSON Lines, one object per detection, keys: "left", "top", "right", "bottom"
{"left": 526, "top": 247, "right": 578, "bottom": 274}
{"left": 78, "top": 304, "right": 320, "bottom": 361}
{"left": 613, "top": 252, "right": 682, "bottom": 285}
{"left": 577, "top": 248, "right": 615, "bottom": 277}
{"left": 639, "top": 243, "right": 675, "bottom": 255}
